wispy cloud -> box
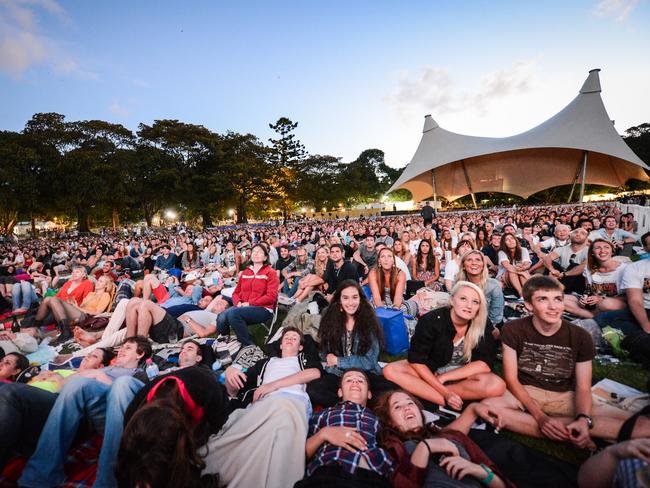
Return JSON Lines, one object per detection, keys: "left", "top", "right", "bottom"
{"left": 387, "top": 61, "right": 536, "bottom": 121}
{"left": 0, "top": 0, "right": 96, "bottom": 79}
{"left": 466, "top": 61, "right": 535, "bottom": 114}
{"left": 387, "top": 67, "right": 455, "bottom": 114}
{"left": 108, "top": 101, "right": 130, "bottom": 118}
{"left": 593, "top": 0, "right": 639, "bottom": 20}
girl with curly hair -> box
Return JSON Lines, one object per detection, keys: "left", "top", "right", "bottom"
{"left": 306, "top": 279, "right": 396, "bottom": 407}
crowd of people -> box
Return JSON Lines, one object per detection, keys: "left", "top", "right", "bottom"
{"left": 0, "top": 201, "right": 649, "bottom": 487}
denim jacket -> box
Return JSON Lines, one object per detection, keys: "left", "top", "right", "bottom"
{"left": 322, "top": 334, "right": 382, "bottom": 376}
{"left": 485, "top": 278, "right": 504, "bottom": 325}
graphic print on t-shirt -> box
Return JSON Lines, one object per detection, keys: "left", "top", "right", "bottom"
{"left": 643, "top": 278, "right": 650, "bottom": 294}
{"left": 518, "top": 340, "right": 574, "bottom": 386}
{"left": 592, "top": 282, "right": 618, "bottom": 297}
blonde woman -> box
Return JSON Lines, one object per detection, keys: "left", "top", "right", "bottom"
{"left": 383, "top": 281, "right": 505, "bottom": 410}
{"left": 293, "top": 246, "right": 330, "bottom": 303}
{"left": 392, "top": 239, "right": 413, "bottom": 272}
{"left": 456, "top": 250, "right": 505, "bottom": 327}
{"left": 35, "top": 274, "right": 115, "bottom": 346}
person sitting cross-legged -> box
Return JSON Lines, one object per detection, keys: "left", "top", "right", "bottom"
{"left": 306, "top": 280, "right": 397, "bottom": 408}
{"left": 482, "top": 276, "right": 648, "bottom": 450}
{"left": 383, "top": 281, "right": 505, "bottom": 411}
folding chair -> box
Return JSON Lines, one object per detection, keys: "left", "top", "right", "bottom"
{"left": 261, "top": 303, "right": 280, "bottom": 342}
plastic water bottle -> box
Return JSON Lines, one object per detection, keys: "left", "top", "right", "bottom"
{"left": 145, "top": 359, "right": 159, "bottom": 380}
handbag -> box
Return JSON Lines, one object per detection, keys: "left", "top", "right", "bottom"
{"left": 77, "top": 315, "right": 110, "bottom": 331}
{"left": 376, "top": 307, "right": 409, "bottom": 355}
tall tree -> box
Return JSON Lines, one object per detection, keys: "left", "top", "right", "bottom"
{"left": 268, "top": 117, "right": 307, "bottom": 217}
{"left": 294, "top": 154, "right": 343, "bottom": 210}
{"left": 0, "top": 131, "right": 47, "bottom": 235}
{"left": 624, "top": 123, "right": 650, "bottom": 171}
{"left": 130, "top": 144, "right": 179, "bottom": 227}
{"left": 340, "top": 149, "right": 384, "bottom": 204}
{"left": 220, "top": 132, "right": 271, "bottom": 223}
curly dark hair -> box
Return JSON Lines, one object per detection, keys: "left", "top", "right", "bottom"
{"left": 318, "top": 279, "right": 383, "bottom": 356}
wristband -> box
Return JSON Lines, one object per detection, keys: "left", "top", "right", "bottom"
{"left": 479, "top": 464, "right": 494, "bottom": 485}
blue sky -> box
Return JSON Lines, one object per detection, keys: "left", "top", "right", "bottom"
{"left": 1, "top": 0, "right": 648, "bottom": 167}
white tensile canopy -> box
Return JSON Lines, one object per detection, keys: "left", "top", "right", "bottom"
{"left": 388, "top": 69, "right": 649, "bottom": 203}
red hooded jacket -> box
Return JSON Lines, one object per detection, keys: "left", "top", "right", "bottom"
{"left": 232, "top": 264, "right": 279, "bottom": 310}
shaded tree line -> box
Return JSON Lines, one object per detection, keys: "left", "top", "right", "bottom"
{"left": 0, "top": 113, "right": 407, "bottom": 234}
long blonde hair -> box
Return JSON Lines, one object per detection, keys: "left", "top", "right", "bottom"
{"left": 456, "top": 250, "right": 489, "bottom": 289}
{"left": 449, "top": 280, "right": 488, "bottom": 362}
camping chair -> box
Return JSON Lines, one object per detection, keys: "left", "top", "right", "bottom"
{"left": 261, "top": 303, "right": 280, "bottom": 342}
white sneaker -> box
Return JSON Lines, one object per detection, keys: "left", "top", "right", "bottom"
{"left": 278, "top": 294, "right": 296, "bottom": 306}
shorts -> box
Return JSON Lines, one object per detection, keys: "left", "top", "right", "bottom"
{"left": 504, "top": 385, "right": 576, "bottom": 417}
{"left": 149, "top": 312, "right": 182, "bottom": 344}
{"left": 151, "top": 283, "right": 170, "bottom": 304}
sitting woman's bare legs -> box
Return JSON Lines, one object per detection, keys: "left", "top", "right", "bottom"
{"left": 563, "top": 294, "right": 594, "bottom": 318}
{"left": 382, "top": 360, "right": 446, "bottom": 405}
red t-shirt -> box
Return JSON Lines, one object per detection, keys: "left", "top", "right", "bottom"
{"left": 56, "top": 279, "right": 94, "bottom": 305}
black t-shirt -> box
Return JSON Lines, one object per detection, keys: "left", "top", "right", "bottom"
{"left": 481, "top": 245, "right": 498, "bottom": 266}
{"left": 501, "top": 317, "right": 595, "bottom": 392}
{"left": 323, "top": 260, "right": 360, "bottom": 294}
{"left": 275, "top": 256, "right": 294, "bottom": 273}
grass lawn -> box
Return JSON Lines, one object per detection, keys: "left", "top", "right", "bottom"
{"left": 250, "top": 310, "right": 650, "bottom": 466}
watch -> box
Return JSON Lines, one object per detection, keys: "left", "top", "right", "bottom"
{"left": 575, "top": 413, "right": 594, "bottom": 429}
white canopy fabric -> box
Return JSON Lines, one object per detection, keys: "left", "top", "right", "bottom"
{"left": 389, "top": 69, "right": 649, "bottom": 202}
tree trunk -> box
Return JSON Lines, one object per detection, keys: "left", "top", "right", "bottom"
{"left": 0, "top": 209, "right": 18, "bottom": 236}
{"left": 30, "top": 213, "right": 36, "bottom": 237}
{"left": 112, "top": 208, "right": 120, "bottom": 231}
{"left": 142, "top": 203, "right": 154, "bottom": 227}
{"left": 201, "top": 210, "right": 213, "bottom": 229}
{"left": 76, "top": 205, "right": 90, "bottom": 232}
{"left": 237, "top": 195, "right": 248, "bottom": 224}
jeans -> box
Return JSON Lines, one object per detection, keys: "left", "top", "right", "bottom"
{"left": 12, "top": 281, "right": 39, "bottom": 310}
{"left": 19, "top": 375, "right": 144, "bottom": 488}
{"left": 164, "top": 282, "right": 203, "bottom": 305}
{"left": 0, "top": 383, "right": 57, "bottom": 469}
{"left": 216, "top": 306, "right": 272, "bottom": 345}
{"left": 282, "top": 277, "right": 301, "bottom": 297}
{"left": 594, "top": 309, "right": 649, "bottom": 335}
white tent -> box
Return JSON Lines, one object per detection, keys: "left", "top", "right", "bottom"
{"left": 388, "top": 69, "right": 649, "bottom": 204}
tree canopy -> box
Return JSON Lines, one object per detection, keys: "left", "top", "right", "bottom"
{"left": 0, "top": 113, "right": 407, "bottom": 233}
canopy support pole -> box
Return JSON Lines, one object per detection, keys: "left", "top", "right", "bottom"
{"left": 567, "top": 158, "right": 583, "bottom": 203}
{"left": 460, "top": 160, "right": 478, "bottom": 209}
{"left": 431, "top": 169, "right": 437, "bottom": 203}
{"left": 579, "top": 151, "right": 589, "bottom": 204}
